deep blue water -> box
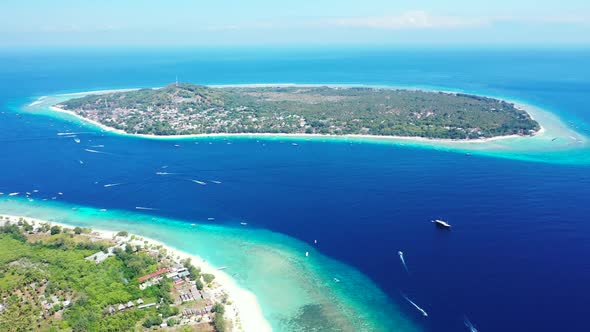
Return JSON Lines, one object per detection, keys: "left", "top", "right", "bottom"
{"left": 1, "top": 47, "right": 590, "bottom": 331}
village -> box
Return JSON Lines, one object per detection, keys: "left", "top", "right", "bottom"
{"left": 0, "top": 215, "right": 241, "bottom": 331}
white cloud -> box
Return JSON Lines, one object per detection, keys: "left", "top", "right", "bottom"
{"left": 329, "top": 11, "right": 488, "bottom": 30}
{"left": 201, "top": 11, "right": 590, "bottom": 32}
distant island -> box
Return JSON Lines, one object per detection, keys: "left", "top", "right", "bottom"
{"left": 55, "top": 84, "right": 540, "bottom": 140}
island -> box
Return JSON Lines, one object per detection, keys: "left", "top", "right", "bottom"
{"left": 54, "top": 84, "right": 540, "bottom": 140}
{"left": 0, "top": 216, "right": 266, "bottom": 332}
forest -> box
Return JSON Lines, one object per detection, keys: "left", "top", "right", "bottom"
{"left": 58, "top": 84, "right": 540, "bottom": 139}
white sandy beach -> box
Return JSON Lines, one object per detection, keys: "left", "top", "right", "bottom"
{"left": 0, "top": 214, "right": 273, "bottom": 332}
{"left": 49, "top": 104, "right": 534, "bottom": 144}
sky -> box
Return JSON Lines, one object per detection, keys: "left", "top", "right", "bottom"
{"left": 1, "top": 0, "right": 589, "bottom": 47}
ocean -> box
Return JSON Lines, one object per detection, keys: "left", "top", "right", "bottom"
{"left": 1, "top": 47, "right": 589, "bottom": 331}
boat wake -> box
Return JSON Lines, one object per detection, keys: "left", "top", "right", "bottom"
{"left": 401, "top": 293, "right": 428, "bottom": 317}
{"left": 464, "top": 316, "right": 479, "bottom": 332}
{"left": 84, "top": 148, "right": 107, "bottom": 154}
{"left": 398, "top": 251, "right": 409, "bottom": 274}
{"left": 191, "top": 180, "right": 207, "bottom": 185}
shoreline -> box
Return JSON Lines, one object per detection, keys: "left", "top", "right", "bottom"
{"left": 0, "top": 213, "right": 273, "bottom": 332}
{"left": 51, "top": 103, "right": 530, "bottom": 143}
{"left": 38, "top": 83, "right": 551, "bottom": 143}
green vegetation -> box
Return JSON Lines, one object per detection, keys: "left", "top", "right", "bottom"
{"left": 202, "top": 273, "right": 216, "bottom": 284}
{"left": 50, "top": 225, "right": 61, "bottom": 235}
{"left": 0, "top": 223, "right": 165, "bottom": 331}
{"left": 212, "top": 303, "right": 226, "bottom": 332}
{"left": 58, "top": 83, "right": 540, "bottom": 139}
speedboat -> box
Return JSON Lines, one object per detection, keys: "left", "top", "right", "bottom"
{"left": 432, "top": 219, "right": 451, "bottom": 229}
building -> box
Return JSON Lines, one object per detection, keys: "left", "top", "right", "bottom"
{"left": 138, "top": 303, "right": 157, "bottom": 310}
{"left": 138, "top": 268, "right": 170, "bottom": 283}
{"left": 106, "top": 305, "right": 116, "bottom": 315}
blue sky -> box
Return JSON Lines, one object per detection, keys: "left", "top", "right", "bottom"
{"left": 1, "top": 0, "right": 589, "bottom": 47}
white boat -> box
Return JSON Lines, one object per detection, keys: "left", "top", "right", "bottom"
{"left": 74, "top": 137, "right": 81, "bottom": 143}
{"left": 333, "top": 278, "right": 340, "bottom": 283}
{"left": 432, "top": 219, "right": 451, "bottom": 229}
{"left": 192, "top": 180, "right": 207, "bottom": 185}
{"left": 240, "top": 222, "right": 248, "bottom": 226}
{"left": 207, "top": 217, "right": 215, "bottom": 221}
{"left": 9, "top": 192, "right": 19, "bottom": 196}
{"left": 305, "top": 251, "right": 309, "bottom": 257}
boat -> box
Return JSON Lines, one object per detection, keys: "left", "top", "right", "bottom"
{"left": 333, "top": 278, "right": 340, "bottom": 283}
{"left": 305, "top": 251, "right": 309, "bottom": 257}
{"left": 217, "top": 266, "right": 228, "bottom": 270}
{"left": 74, "top": 137, "right": 81, "bottom": 143}
{"left": 8, "top": 192, "right": 19, "bottom": 196}
{"left": 191, "top": 180, "right": 207, "bottom": 185}
{"left": 240, "top": 222, "right": 248, "bottom": 226}
{"left": 207, "top": 217, "right": 215, "bottom": 221}
{"left": 432, "top": 219, "right": 451, "bottom": 229}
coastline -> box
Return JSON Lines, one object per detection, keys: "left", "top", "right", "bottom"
{"left": 47, "top": 83, "right": 545, "bottom": 143}
{"left": 0, "top": 198, "right": 422, "bottom": 332}
{"left": 24, "top": 83, "right": 589, "bottom": 164}
{"left": 0, "top": 213, "right": 273, "bottom": 332}
{"left": 48, "top": 104, "right": 538, "bottom": 145}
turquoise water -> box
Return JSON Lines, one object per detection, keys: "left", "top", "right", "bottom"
{"left": 0, "top": 198, "right": 419, "bottom": 332}
{"left": 2, "top": 48, "right": 590, "bottom": 331}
